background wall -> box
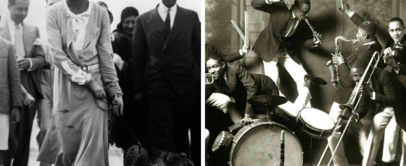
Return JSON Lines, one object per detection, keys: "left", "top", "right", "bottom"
{"left": 206, "top": 0, "right": 401, "bottom": 165}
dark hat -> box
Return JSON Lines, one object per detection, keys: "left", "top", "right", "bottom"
{"left": 120, "top": 7, "right": 139, "bottom": 22}
{"left": 359, "top": 21, "right": 377, "bottom": 36}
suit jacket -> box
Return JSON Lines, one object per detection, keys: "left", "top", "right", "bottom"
{"left": 334, "top": 43, "right": 382, "bottom": 104}
{"left": 0, "top": 17, "right": 46, "bottom": 99}
{"left": 132, "top": 5, "right": 201, "bottom": 96}
{"left": 205, "top": 64, "right": 279, "bottom": 115}
{"left": 0, "top": 37, "right": 22, "bottom": 114}
{"left": 369, "top": 69, "right": 406, "bottom": 130}
{"left": 251, "top": 0, "right": 315, "bottom": 62}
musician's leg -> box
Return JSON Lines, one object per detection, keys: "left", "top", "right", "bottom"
{"left": 276, "top": 86, "right": 311, "bottom": 117}
{"left": 350, "top": 120, "right": 368, "bottom": 156}
{"left": 327, "top": 102, "right": 349, "bottom": 166}
{"left": 279, "top": 55, "right": 312, "bottom": 107}
{"left": 262, "top": 59, "right": 280, "bottom": 88}
{"left": 381, "top": 117, "right": 400, "bottom": 163}
{"left": 362, "top": 107, "right": 393, "bottom": 166}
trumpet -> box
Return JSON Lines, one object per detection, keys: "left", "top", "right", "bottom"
{"left": 304, "top": 18, "right": 323, "bottom": 45}
{"left": 317, "top": 51, "right": 381, "bottom": 166}
{"left": 325, "top": 36, "right": 357, "bottom": 89}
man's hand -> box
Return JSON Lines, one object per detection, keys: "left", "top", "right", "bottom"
{"left": 240, "top": 42, "right": 250, "bottom": 55}
{"left": 112, "top": 95, "right": 124, "bottom": 116}
{"left": 86, "top": 79, "right": 106, "bottom": 99}
{"left": 206, "top": 93, "right": 233, "bottom": 114}
{"left": 383, "top": 47, "right": 400, "bottom": 69}
{"left": 362, "top": 84, "right": 374, "bottom": 97}
{"left": 11, "top": 107, "right": 20, "bottom": 124}
{"left": 134, "top": 91, "right": 145, "bottom": 106}
{"left": 338, "top": 2, "right": 352, "bottom": 15}
{"left": 240, "top": 114, "right": 254, "bottom": 125}
{"left": 332, "top": 53, "right": 344, "bottom": 65}
{"left": 17, "top": 58, "right": 30, "bottom": 71}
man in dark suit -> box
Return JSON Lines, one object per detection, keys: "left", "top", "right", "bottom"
{"left": 0, "top": 0, "right": 46, "bottom": 165}
{"left": 251, "top": 0, "right": 325, "bottom": 116}
{"left": 342, "top": 60, "right": 406, "bottom": 166}
{"left": 361, "top": 17, "right": 406, "bottom": 166}
{"left": 0, "top": 36, "right": 22, "bottom": 166}
{"left": 131, "top": 0, "right": 200, "bottom": 159}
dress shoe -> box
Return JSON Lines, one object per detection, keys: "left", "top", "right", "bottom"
{"left": 304, "top": 74, "right": 327, "bottom": 85}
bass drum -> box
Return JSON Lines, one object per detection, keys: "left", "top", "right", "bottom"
{"left": 229, "top": 120, "right": 303, "bottom": 166}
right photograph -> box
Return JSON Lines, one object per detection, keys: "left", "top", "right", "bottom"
{"left": 204, "top": 0, "right": 406, "bottom": 166}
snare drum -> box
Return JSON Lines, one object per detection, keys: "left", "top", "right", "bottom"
{"left": 229, "top": 121, "right": 303, "bottom": 166}
{"left": 297, "top": 107, "right": 335, "bottom": 139}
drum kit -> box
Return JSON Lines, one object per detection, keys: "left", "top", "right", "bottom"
{"left": 211, "top": 95, "right": 335, "bottom": 166}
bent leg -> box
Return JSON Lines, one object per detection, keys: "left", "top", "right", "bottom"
{"left": 381, "top": 117, "right": 400, "bottom": 163}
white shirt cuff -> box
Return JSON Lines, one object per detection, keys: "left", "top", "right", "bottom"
{"left": 371, "top": 92, "right": 376, "bottom": 100}
{"left": 265, "top": 0, "right": 272, "bottom": 4}
{"left": 27, "top": 58, "right": 33, "bottom": 71}
{"left": 348, "top": 11, "right": 355, "bottom": 17}
{"left": 394, "top": 68, "right": 400, "bottom": 74}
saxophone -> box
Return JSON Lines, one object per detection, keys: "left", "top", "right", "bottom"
{"left": 325, "top": 36, "right": 357, "bottom": 89}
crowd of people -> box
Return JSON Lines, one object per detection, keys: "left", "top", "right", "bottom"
{"left": 205, "top": 0, "right": 406, "bottom": 166}
{"left": 0, "top": 0, "right": 200, "bottom": 166}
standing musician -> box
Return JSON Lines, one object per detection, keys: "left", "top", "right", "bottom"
{"left": 251, "top": 0, "right": 327, "bottom": 118}
{"left": 362, "top": 17, "right": 406, "bottom": 166}
{"left": 345, "top": 59, "right": 406, "bottom": 166}
{"left": 327, "top": 4, "right": 382, "bottom": 164}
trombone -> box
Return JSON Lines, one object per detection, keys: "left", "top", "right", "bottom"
{"left": 317, "top": 51, "right": 381, "bottom": 166}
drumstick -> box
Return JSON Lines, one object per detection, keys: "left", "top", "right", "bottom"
{"left": 230, "top": 20, "right": 245, "bottom": 42}
{"left": 280, "top": 130, "right": 285, "bottom": 166}
{"left": 245, "top": 11, "right": 249, "bottom": 45}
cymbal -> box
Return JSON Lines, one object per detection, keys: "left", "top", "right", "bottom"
{"left": 248, "top": 95, "right": 288, "bottom": 106}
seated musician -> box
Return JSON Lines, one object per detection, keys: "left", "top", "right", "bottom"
{"left": 328, "top": 11, "right": 382, "bottom": 164}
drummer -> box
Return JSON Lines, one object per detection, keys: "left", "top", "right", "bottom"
{"left": 206, "top": 49, "right": 327, "bottom": 124}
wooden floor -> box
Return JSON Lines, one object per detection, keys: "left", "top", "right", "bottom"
{"left": 28, "top": 118, "right": 124, "bottom": 166}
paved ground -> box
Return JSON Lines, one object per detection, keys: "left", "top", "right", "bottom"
{"left": 28, "top": 118, "right": 124, "bottom": 166}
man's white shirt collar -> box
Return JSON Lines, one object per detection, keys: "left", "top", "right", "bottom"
{"left": 158, "top": 3, "right": 177, "bottom": 29}
{"left": 6, "top": 15, "right": 22, "bottom": 44}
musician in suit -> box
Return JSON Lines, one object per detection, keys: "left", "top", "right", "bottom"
{"left": 328, "top": 8, "right": 382, "bottom": 163}
{"left": 131, "top": 0, "right": 200, "bottom": 157}
{"left": 0, "top": 36, "right": 22, "bottom": 166}
{"left": 362, "top": 17, "right": 406, "bottom": 166}
{"left": 250, "top": 0, "right": 327, "bottom": 118}
{"left": 340, "top": 4, "right": 402, "bottom": 165}
{"left": 343, "top": 60, "right": 406, "bottom": 166}
{"left": 0, "top": 0, "right": 47, "bottom": 165}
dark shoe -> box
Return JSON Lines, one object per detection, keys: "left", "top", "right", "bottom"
{"left": 304, "top": 74, "right": 327, "bottom": 85}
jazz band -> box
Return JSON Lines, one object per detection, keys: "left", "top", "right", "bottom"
{"left": 205, "top": 0, "right": 406, "bottom": 166}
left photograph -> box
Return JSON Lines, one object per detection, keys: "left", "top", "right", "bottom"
{"left": 0, "top": 0, "right": 201, "bottom": 166}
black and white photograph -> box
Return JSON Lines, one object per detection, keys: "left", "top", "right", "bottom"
{"left": 0, "top": 0, "right": 201, "bottom": 165}
{"left": 205, "top": 0, "right": 406, "bottom": 166}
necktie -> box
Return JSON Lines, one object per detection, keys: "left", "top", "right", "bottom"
{"left": 15, "top": 24, "right": 25, "bottom": 58}
{"left": 284, "top": 18, "right": 299, "bottom": 37}
{"left": 165, "top": 8, "right": 171, "bottom": 30}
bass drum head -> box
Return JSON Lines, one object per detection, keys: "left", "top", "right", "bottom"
{"left": 230, "top": 122, "right": 302, "bottom": 166}
{"left": 300, "top": 107, "right": 334, "bottom": 130}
